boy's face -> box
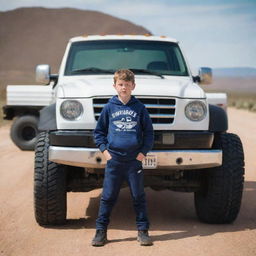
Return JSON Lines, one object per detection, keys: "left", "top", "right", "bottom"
{"left": 113, "top": 79, "right": 135, "bottom": 98}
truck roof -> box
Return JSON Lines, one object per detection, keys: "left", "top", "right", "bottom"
{"left": 69, "top": 34, "right": 179, "bottom": 43}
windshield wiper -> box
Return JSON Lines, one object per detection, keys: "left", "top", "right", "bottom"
{"left": 129, "top": 68, "right": 165, "bottom": 79}
{"left": 71, "top": 67, "right": 115, "bottom": 74}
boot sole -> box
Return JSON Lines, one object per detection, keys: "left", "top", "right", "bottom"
{"left": 137, "top": 237, "right": 153, "bottom": 246}
{"left": 91, "top": 238, "right": 107, "bottom": 247}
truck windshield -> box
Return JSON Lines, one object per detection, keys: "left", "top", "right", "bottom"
{"left": 65, "top": 40, "right": 189, "bottom": 76}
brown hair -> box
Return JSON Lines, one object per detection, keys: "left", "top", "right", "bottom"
{"left": 113, "top": 69, "right": 135, "bottom": 84}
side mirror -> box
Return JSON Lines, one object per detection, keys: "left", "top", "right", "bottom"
{"left": 36, "top": 64, "right": 51, "bottom": 84}
{"left": 198, "top": 67, "right": 212, "bottom": 85}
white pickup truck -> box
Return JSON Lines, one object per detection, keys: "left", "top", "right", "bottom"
{"left": 3, "top": 79, "right": 226, "bottom": 151}
{"left": 5, "top": 35, "right": 244, "bottom": 226}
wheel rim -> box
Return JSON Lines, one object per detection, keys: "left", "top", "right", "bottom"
{"left": 21, "top": 126, "right": 36, "bottom": 141}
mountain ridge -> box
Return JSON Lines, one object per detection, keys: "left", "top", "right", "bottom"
{"left": 0, "top": 7, "right": 151, "bottom": 93}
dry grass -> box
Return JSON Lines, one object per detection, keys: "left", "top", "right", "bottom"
{"left": 227, "top": 92, "right": 256, "bottom": 112}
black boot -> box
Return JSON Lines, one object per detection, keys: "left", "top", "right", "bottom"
{"left": 137, "top": 230, "right": 153, "bottom": 246}
{"left": 91, "top": 229, "right": 107, "bottom": 246}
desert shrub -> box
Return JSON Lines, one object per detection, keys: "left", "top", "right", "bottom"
{"left": 251, "top": 103, "right": 256, "bottom": 112}
{"left": 235, "top": 100, "right": 245, "bottom": 109}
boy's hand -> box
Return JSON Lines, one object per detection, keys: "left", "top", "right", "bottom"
{"left": 103, "top": 150, "right": 112, "bottom": 161}
{"left": 136, "top": 152, "right": 145, "bottom": 162}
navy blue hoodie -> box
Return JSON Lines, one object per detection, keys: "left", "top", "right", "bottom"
{"left": 94, "top": 95, "right": 154, "bottom": 161}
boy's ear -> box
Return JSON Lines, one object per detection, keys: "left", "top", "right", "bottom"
{"left": 132, "top": 83, "right": 136, "bottom": 90}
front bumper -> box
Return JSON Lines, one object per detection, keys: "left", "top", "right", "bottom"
{"left": 49, "top": 130, "right": 214, "bottom": 149}
{"left": 49, "top": 146, "right": 222, "bottom": 170}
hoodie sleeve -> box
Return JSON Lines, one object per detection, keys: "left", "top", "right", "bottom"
{"left": 93, "top": 105, "right": 109, "bottom": 152}
{"left": 140, "top": 106, "right": 154, "bottom": 156}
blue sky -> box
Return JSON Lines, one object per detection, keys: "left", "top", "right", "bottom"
{"left": 1, "top": 0, "right": 256, "bottom": 71}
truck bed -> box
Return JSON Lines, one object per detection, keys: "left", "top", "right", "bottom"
{"left": 6, "top": 85, "right": 54, "bottom": 106}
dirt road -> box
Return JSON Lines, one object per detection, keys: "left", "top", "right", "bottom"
{"left": 1, "top": 107, "right": 256, "bottom": 256}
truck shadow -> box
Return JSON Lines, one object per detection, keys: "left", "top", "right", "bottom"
{"left": 51, "top": 181, "right": 256, "bottom": 242}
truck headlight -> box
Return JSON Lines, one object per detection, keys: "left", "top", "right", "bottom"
{"left": 185, "top": 101, "right": 207, "bottom": 121}
{"left": 60, "top": 100, "right": 83, "bottom": 120}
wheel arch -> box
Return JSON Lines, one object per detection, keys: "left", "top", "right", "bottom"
{"left": 208, "top": 104, "right": 228, "bottom": 132}
{"left": 38, "top": 103, "right": 57, "bottom": 131}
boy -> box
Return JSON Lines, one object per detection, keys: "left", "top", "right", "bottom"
{"left": 92, "top": 69, "right": 154, "bottom": 246}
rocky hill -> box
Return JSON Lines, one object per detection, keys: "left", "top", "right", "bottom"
{"left": 0, "top": 7, "right": 151, "bottom": 94}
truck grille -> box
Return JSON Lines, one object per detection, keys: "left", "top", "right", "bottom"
{"left": 93, "top": 97, "right": 176, "bottom": 124}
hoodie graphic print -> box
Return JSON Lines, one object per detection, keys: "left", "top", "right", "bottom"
{"left": 94, "top": 96, "right": 154, "bottom": 161}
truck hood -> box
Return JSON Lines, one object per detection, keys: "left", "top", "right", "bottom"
{"left": 57, "top": 75, "right": 206, "bottom": 99}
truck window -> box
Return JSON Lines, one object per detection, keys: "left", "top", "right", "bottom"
{"left": 65, "top": 40, "right": 189, "bottom": 76}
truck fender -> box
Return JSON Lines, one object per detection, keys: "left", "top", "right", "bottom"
{"left": 38, "top": 103, "right": 57, "bottom": 131}
{"left": 208, "top": 104, "right": 228, "bottom": 132}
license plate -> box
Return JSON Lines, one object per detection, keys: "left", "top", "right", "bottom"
{"left": 143, "top": 155, "right": 157, "bottom": 169}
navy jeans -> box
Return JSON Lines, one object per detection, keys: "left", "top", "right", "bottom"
{"left": 96, "top": 158, "right": 150, "bottom": 231}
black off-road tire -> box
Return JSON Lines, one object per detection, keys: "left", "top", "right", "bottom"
{"left": 10, "top": 115, "right": 39, "bottom": 151}
{"left": 194, "top": 132, "right": 244, "bottom": 224}
{"left": 34, "top": 132, "right": 67, "bottom": 225}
